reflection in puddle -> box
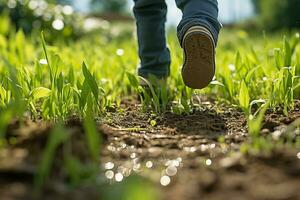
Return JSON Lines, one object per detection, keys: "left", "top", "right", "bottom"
{"left": 166, "top": 165, "right": 177, "bottom": 176}
{"left": 130, "top": 153, "right": 136, "bottom": 159}
{"left": 102, "top": 156, "right": 183, "bottom": 187}
{"left": 146, "top": 161, "right": 153, "bottom": 168}
{"left": 160, "top": 175, "right": 171, "bottom": 186}
{"left": 206, "top": 159, "right": 212, "bottom": 166}
{"left": 115, "top": 172, "right": 124, "bottom": 182}
{"left": 102, "top": 142, "right": 220, "bottom": 187}
{"left": 104, "top": 162, "right": 114, "bottom": 170}
{"left": 105, "top": 170, "right": 114, "bottom": 179}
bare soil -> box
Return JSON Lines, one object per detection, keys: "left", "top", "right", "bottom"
{"left": 1, "top": 98, "right": 300, "bottom": 200}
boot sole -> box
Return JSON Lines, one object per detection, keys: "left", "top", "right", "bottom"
{"left": 182, "top": 29, "right": 215, "bottom": 89}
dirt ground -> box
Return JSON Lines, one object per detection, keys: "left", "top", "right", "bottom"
{"left": 1, "top": 97, "right": 300, "bottom": 200}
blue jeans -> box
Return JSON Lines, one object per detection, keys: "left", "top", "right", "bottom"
{"left": 133, "top": 0, "right": 222, "bottom": 78}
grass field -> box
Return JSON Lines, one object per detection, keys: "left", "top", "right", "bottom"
{"left": 0, "top": 21, "right": 300, "bottom": 200}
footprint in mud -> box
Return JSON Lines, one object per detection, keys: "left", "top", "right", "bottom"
{"left": 162, "top": 109, "right": 227, "bottom": 138}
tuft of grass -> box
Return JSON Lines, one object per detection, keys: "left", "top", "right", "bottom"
{"left": 84, "top": 112, "right": 102, "bottom": 162}
{"left": 34, "top": 124, "right": 70, "bottom": 189}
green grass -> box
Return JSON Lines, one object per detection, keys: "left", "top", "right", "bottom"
{"left": 1, "top": 27, "right": 299, "bottom": 122}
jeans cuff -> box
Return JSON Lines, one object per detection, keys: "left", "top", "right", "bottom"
{"left": 177, "top": 19, "right": 222, "bottom": 46}
{"left": 138, "top": 67, "right": 170, "bottom": 79}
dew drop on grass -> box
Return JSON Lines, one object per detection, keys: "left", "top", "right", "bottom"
{"left": 39, "top": 59, "right": 48, "bottom": 65}
{"left": 206, "top": 159, "right": 212, "bottom": 166}
{"left": 173, "top": 160, "right": 180, "bottom": 167}
{"left": 116, "top": 49, "right": 124, "bottom": 56}
{"left": 121, "top": 143, "right": 127, "bottom": 149}
{"left": 228, "top": 64, "right": 235, "bottom": 71}
{"left": 115, "top": 172, "right": 124, "bottom": 182}
{"left": 105, "top": 170, "right": 114, "bottom": 179}
{"left": 200, "top": 144, "right": 208, "bottom": 151}
{"left": 190, "top": 146, "right": 196, "bottom": 152}
{"left": 29, "top": 0, "right": 38, "bottom": 10}
{"left": 107, "top": 145, "right": 116, "bottom": 152}
{"left": 130, "top": 153, "right": 137, "bottom": 159}
{"left": 177, "top": 157, "right": 182, "bottom": 162}
{"left": 166, "top": 166, "right": 177, "bottom": 176}
{"left": 63, "top": 5, "right": 74, "bottom": 15}
{"left": 52, "top": 19, "right": 64, "bottom": 30}
{"left": 133, "top": 163, "right": 141, "bottom": 171}
{"left": 160, "top": 175, "right": 171, "bottom": 186}
{"left": 262, "top": 77, "right": 268, "bottom": 81}
{"left": 165, "top": 159, "right": 181, "bottom": 167}
{"left": 104, "top": 162, "right": 114, "bottom": 170}
{"left": 7, "top": 0, "right": 17, "bottom": 8}
{"left": 146, "top": 161, "right": 153, "bottom": 168}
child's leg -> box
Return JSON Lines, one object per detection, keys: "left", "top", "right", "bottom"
{"left": 133, "top": 0, "right": 170, "bottom": 79}
{"left": 175, "top": 0, "right": 221, "bottom": 45}
{"left": 175, "top": 0, "right": 222, "bottom": 89}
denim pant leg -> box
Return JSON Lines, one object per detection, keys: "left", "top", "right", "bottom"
{"left": 133, "top": 0, "right": 171, "bottom": 78}
{"left": 175, "top": 0, "right": 222, "bottom": 46}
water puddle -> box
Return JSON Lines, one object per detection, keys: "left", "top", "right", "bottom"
{"left": 100, "top": 141, "right": 226, "bottom": 187}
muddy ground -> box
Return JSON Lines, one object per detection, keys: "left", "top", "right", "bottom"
{"left": 1, "top": 98, "right": 300, "bottom": 200}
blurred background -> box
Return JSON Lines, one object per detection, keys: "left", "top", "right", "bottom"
{"left": 0, "top": 0, "right": 299, "bottom": 41}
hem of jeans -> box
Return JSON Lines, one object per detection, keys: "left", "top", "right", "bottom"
{"left": 138, "top": 70, "right": 170, "bottom": 79}
{"left": 178, "top": 20, "right": 221, "bottom": 47}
